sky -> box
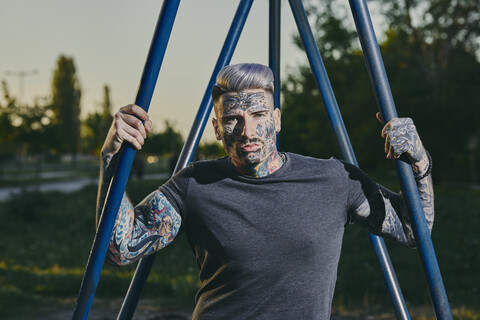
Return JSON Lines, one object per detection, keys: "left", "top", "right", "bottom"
{"left": 1, "top": 0, "right": 308, "bottom": 142}
{"left": 0, "top": 0, "right": 385, "bottom": 142}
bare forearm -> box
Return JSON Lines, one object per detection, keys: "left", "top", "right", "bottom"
{"left": 96, "top": 152, "right": 117, "bottom": 226}
{"left": 412, "top": 152, "right": 434, "bottom": 233}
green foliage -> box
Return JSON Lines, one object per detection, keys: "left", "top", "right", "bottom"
{"left": 280, "top": 0, "right": 480, "bottom": 182}
{"left": 0, "top": 184, "right": 478, "bottom": 318}
{"left": 0, "top": 181, "right": 198, "bottom": 319}
{"left": 51, "top": 55, "right": 81, "bottom": 157}
{"left": 197, "top": 141, "right": 226, "bottom": 160}
{"left": 3, "top": 189, "right": 49, "bottom": 221}
{"left": 0, "top": 81, "right": 18, "bottom": 160}
{"left": 142, "top": 120, "right": 184, "bottom": 156}
{"left": 0, "top": 81, "right": 56, "bottom": 162}
{"left": 81, "top": 84, "right": 114, "bottom": 155}
{"left": 335, "top": 185, "right": 480, "bottom": 315}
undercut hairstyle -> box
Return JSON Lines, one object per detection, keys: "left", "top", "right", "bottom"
{"left": 212, "top": 63, "right": 274, "bottom": 113}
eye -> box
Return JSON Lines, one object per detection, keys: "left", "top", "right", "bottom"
{"left": 252, "top": 112, "right": 267, "bottom": 118}
{"left": 222, "top": 116, "right": 238, "bottom": 124}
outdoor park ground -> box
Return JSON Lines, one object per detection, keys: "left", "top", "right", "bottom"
{"left": 0, "top": 161, "right": 479, "bottom": 319}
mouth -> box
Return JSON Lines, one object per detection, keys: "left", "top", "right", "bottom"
{"left": 239, "top": 144, "right": 260, "bottom": 152}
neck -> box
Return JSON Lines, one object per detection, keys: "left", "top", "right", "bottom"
{"left": 232, "top": 151, "right": 285, "bottom": 178}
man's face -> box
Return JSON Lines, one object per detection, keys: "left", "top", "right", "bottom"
{"left": 212, "top": 89, "right": 281, "bottom": 166}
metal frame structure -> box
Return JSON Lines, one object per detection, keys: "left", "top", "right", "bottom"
{"left": 72, "top": 0, "right": 452, "bottom": 319}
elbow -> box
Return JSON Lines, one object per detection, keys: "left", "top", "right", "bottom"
{"left": 105, "top": 244, "right": 134, "bottom": 267}
{"left": 394, "top": 233, "right": 417, "bottom": 249}
{"left": 105, "top": 251, "right": 128, "bottom": 267}
{"left": 427, "top": 213, "right": 434, "bottom": 235}
{"left": 403, "top": 239, "right": 417, "bottom": 250}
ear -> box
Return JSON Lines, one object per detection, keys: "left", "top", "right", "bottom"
{"left": 212, "top": 118, "right": 222, "bottom": 140}
{"left": 273, "top": 108, "right": 281, "bottom": 133}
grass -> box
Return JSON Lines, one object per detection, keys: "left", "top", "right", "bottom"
{"left": 334, "top": 185, "right": 480, "bottom": 318}
{"left": 0, "top": 179, "right": 479, "bottom": 319}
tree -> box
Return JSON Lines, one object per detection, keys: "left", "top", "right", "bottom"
{"left": 82, "top": 84, "right": 114, "bottom": 155}
{"left": 378, "top": 0, "right": 480, "bottom": 182}
{"left": 197, "top": 141, "right": 226, "bottom": 160}
{"left": 280, "top": 0, "right": 480, "bottom": 182}
{"left": 0, "top": 80, "right": 56, "bottom": 171}
{"left": 0, "top": 81, "right": 18, "bottom": 165}
{"left": 142, "top": 120, "right": 184, "bottom": 156}
{"left": 100, "top": 84, "right": 113, "bottom": 133}
{"left": 281, "top": 1, "right": 383, "bottom": 171}
{"left": 51, "top": 55, "right": 81, "bottom": 163}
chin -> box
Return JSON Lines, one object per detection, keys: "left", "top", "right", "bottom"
{"left": 244, "top": 153, "right": 262, "bottom": 165}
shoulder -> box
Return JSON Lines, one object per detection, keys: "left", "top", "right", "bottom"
{"left": 285, "top": 152, "right": 348, "bottom": 174}
{"left": 171, "top": 157, "right": 230, "bottom": 185}
{"left": 172, "top": 157, "right": 227, "bottom": 176}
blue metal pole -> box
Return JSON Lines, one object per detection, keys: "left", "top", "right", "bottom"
{"left": 348, "top": 0, "right": 452, "bottom": 318}
{"left": 72, "top": 1, "right": 180, "bottom": 319}
{"left": 269, "top": 0, "right": 281, "bottom": 150}
{"left": 116, "top": 1, "right": 255, "bottom": 319}
{"left": 288, "top": 0, "right": 411, "bottom": 318}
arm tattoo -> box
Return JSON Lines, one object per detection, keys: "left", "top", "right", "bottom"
{"left": 353, "top": 118, "right": 435, "bottom": 247}
{"left": 414, "top": 174, "right": 434, "bottom": 233}
{"left": 353, "top": 183, "right": 434, "bottom": 248}
{"left": 96, "top": 152, "right": 181, "bottom": 265}
{"left": 106, "top": 190, "right": 182, "bottom": 266}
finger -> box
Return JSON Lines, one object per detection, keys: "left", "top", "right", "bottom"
{"left": 119, "top": 104, "right": 135, "bottom": 114}
{"left": 118, "top": 126, "right": 143, "bottom": 150}
{"left": 120, "top": 104, "right": 149, "bottom": 121}
{"left": 121, "top": 113, "right": 147, "bottom": 139}
{"left": 122, "top": 126, "right": 144, "bottom": 149}
{"left": 145, "top": 119, "right": 153, "bottom": 132}
{"left": 118, "top": 118, "right": 145, "bottom": 145}
{"left": 384, "top": 131, "right": 390, "bottom": 154}
{"left": 381, "top": 121, "right": 391, "bottom": 139}
{"left": 386, "top": 144, "right": 395, "bottom": 159}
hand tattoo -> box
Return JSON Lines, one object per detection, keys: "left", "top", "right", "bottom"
{"left": 384, "top": 118, "right": 424, "bottom": 162}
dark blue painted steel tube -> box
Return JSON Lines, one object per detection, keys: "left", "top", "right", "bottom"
{"left": 116, "top": 1, "right": 255, "bottom": 319}
{"left": 288, "top": 0, "right": 410, "bottom": 318}
{"left": 269, "top": 0, "right": 281, "bottom": 109}
{"left": 348, "top": 0, "right": 452, "bottom": 318}
{"left": 72, "top": 1, "right": 180, "bottom": 319}
{"left": 269, "top": 0, "right": 281, "bottom": 150}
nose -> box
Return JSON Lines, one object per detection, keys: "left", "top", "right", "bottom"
{"left": 241, "top": 116, "right": 256, "bottom": 139}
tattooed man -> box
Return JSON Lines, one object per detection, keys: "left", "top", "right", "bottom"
{"left": 97, "top": 63, "right": 434, "bottom": 319}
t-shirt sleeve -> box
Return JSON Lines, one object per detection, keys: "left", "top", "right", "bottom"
{"left": 159, "top": 164, "right": 194, "bottom": 220}
{"left": 337, "top": 160, "right": 377, "bottom": 212}
{"left": 337, "top": 160, "right": 386, "bottom": 233}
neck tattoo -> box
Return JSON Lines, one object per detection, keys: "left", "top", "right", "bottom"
{"left": 233, "top": 151, "right": 285, "bottom": 178}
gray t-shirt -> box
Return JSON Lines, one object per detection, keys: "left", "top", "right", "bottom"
{"left": 160, "top": 152, "right": 383, "bottom": 319}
